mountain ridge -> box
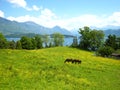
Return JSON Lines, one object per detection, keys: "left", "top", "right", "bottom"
{"left": 0, "top": 17, "right": 120, "bottom": 37}
{"left": 0, "top": 17, "right": 72, "bottom": 35}
{"left": 71, "top": 27, "right": 120, "bottom": 36}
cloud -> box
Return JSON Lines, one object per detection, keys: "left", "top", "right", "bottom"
{"left": 7, "top": 8, "right": 58, "bottom": 27}
{"left": 32, "top": 5, "right": 40, "bottom": 11}
{"left": 58, "top": 12, "right": 120, "bottom": 30}
{"left": 58, "top": 15, "right": 102, "bottom": 30}
{"left": 0, "top": 10, "right": 4, "bottom": 17}
{"left": 7, "top": 0, "right": 40, "bottom": 11}
{"left": 7, "top": 0, "right": 27, "bottom": 8}
{"left": 40, "top": 8, "right": 57, "bottom": 20}
{"left": 107, "top": 12, "right": 120, "bottom": 26}
{"left": 7, "top": 8, "right": 120, "bottom": 30}
{"left": 7, "top": 15, "right": 34, "bottom": 22}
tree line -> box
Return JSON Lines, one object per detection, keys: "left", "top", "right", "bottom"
{"left": 0, "top": 33, "right": 64, "bottom": 50}
{"left": 71, "top": 26, "right": 120, "bottom": 57}
{"left": 1, "top": 26, "right": 120, "bottom": 57}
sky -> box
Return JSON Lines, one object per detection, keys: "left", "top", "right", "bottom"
{"left": 0, "top": 0, "right": 120, "bottom": 30}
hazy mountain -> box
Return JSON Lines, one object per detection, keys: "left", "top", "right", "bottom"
{"left": 51, "top": 26, "right": 72, "bottom": 35}
{"left": 0, "top": 17, "right": 119, "bottom": 37}
{"left": 0, "top": 17, "right": 33, "bottom": 35}
{"left": 71, "top": 27, "right": 120, "bottom": 37}
{"left": 91, "top": 26, "right": 120, "bottom": 36}
{"left": 101, "top": 25, "right": 120, "bottom": 30}
{"left": 104, "top": 29, "right": 120, "bottom": 37}
{"left": 90, "top": 25, "right": 120, "bottom": 30}
{"left": 0, "top": 17, "right": 72, "bottom": 35}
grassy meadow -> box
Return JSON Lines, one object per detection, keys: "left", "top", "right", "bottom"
{"left": 0, "top": 47, "right": 120, "bottom": 90}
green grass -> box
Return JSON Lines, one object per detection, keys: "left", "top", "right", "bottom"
{"left": 0, "top": 47, "right": 120, "bottom": 90}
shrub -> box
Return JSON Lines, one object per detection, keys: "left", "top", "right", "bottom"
{"left": 97, "top": 46, "right": 114, "bottom": 57}
{"left": 0, "top": 33, "right": 7, "bottom": 49}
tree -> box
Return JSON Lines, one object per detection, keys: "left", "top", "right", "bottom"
{"left": 78, "top": 26, "right": 91, "bottom": 50}
{"left": 78, "top": 26, "right": 104, "bottom": 51}
{"left": 105, "top": 34, "right": 117, "bottom": 50}
{"left": 52, "top": 33, "right": 64, "bottom": 46}
{"left": 8, "top": 40, "right": 16, "bottom": 49}
{"left": 0, "top": 33, "right": 7, "bottom": 49}
{"left": 71, "top": 36, "right": 78, "bottom": 47}
{"left": 97, "top": 46, "right": 114, "bottom": 57}
{"left": 34, "top": 35, "right": 43, "bottom": 49}
{"left": 42, "top": 34, "right": 49, "bottom": 48}
{"left": 49, "top": 42, "right": 53, "bottom": 47}
{"left": 16, "top": 40, "right": 22, "bottom": 49}
{"left": 20, "top": 36, "right": 33, "bottom": 50}
{"left": 90, "top": 30, "right": 104, "bottom": 51}
{"left": 31, "top": 37, "right": 37, "bottom": 49}
{"left": 48, "top": 38, "right": 53, "bottom": 47}
{"left": 116, "top": 37, "right": 120, "bottom": 49}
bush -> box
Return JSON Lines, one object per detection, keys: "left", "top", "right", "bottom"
{"left": 0, "top": 33, "right": 7, "bottom": 49}
{"left": 97, "top": 46, "right": 114, "bottom": 57}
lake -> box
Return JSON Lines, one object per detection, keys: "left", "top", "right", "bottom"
{"left": 6, "top": 37, "right": 75, "bottom": 46}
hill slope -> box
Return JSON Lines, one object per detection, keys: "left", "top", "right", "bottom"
{"left": 0, "top": 47, "right": 120, "bottom": 90}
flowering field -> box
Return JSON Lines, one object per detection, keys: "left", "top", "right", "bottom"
{"left": 0, "top": 47, "right": 120, "bottom": 90}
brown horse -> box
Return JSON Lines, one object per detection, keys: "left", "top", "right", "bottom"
{"left": 72, "top": 59, "right": 81, "bottom": 64}
{"left": 64, "top": 59, "right": 72, "bottom": 63}
{"left": 64, "top": 59, "right": 82, "bottom": 64}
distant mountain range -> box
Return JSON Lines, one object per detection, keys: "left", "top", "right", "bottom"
{"left": 0, "top": 17, "right": 120, "bottom": 37}
{"left": 0, "top": 17, "right": 72, "bottom": 36}
{"left": 104, "top": 29, "right": 120, "bottom": 37}
{"left": 100, "top": 25, "right": 120, "bottom": 30}
{"left": 72, "top": 26, "right": 120, "bottom": 37}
